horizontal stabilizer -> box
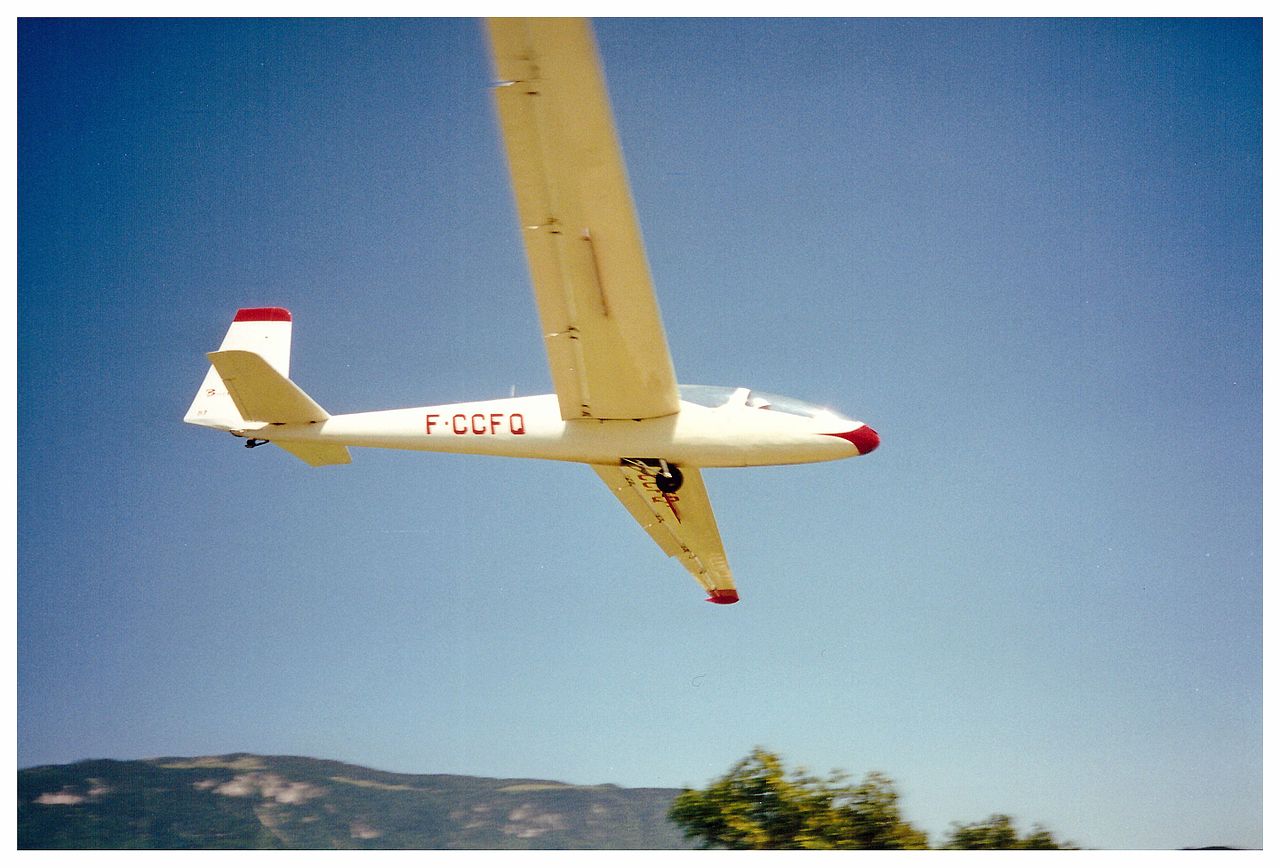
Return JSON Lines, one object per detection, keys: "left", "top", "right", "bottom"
{"left": 275, "top": 441, "right": 352, "bottom": 467}
{"left": 207, "top": 350, "right": 329, "bottom": 425}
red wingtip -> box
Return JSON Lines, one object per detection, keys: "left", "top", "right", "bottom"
{"left": 706, "top": 589, "right": 739, "bottom": 605}
{"left": 233, "top": 307, "right": 292, "bottom": 322}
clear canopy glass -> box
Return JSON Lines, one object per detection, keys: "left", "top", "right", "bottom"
{"left": 679, "top": 384, "right": 851, "bottom": 421}
{"left": 678, "top": 384, "right": 738, "bottom": 408}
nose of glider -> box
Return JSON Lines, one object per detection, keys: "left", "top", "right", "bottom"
{"left": 849, "top": 424, "right": 879, "bottom": 455}
{"left": 824, "top": 424, "right": 880, "bottom": 455}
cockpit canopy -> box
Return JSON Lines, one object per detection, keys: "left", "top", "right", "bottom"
{"left": 679, "top": 384, "right": 852, "bottom": 422}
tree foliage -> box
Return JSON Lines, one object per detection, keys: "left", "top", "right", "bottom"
{"left": 669, "top": 748, "right": 1075, "bottom": 850}
{"left": 667, "top": 748, "right": 929, "bottom": 849}
{"left": 943, "top": 813, "right": 1075, "bottom": 850}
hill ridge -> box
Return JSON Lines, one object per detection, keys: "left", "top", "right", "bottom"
{"left": 19, "top": 753, "right": 690, "bottom": 849}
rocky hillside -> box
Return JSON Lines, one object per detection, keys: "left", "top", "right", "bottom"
{"left": 18, "top": 754, "right": 691, "bottom": 849}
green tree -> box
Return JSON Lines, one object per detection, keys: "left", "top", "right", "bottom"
{"left": 943, "top": 813, "right": 1075, "bottom": 849}
{"left": 668, "top": 748, "right": 929, "bottom": 849}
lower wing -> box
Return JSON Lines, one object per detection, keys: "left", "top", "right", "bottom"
{"left": 591, "top": 464, "right": 738, "bottom": 604}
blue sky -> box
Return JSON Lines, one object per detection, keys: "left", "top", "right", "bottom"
{"left": 18, "top": 18, "right": 1261, "bottom": 849}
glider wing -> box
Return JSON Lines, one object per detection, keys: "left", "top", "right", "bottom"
{"left": 592, "top": 464, "right": 738, "bottom": 603}
{"left": 487, "top": 18, "right": 680, "bottom": 421}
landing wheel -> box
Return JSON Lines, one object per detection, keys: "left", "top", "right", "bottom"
{"left": 656, "top": 464, "right": 684, "bottom": 493}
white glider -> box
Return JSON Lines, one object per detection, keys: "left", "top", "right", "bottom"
{"left": 184, "top": 18, "right": 879, "bottom": 604}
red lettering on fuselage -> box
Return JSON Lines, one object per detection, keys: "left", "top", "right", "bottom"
{"left": 426, "top": 411, "right": 526, "bottom": 436}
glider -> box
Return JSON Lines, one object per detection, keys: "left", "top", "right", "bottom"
{"left": 184, "top": 18, "right": 879, "bottom": 604}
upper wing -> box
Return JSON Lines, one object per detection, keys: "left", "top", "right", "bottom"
{"left": 592, "top": 464, "right": 738, "bottom": 603}
{"left": 487, "top": 18, "right": 680, "bottom": 421}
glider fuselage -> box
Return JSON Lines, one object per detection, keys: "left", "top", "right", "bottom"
{"left": 241, "top": 388, "right": 877, "bottom": 469}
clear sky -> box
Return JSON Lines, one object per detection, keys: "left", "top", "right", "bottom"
{"left": 18, "top": 18, "right": 1261, "bottom": 849}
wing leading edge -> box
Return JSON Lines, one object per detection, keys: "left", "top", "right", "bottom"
{"left": 487, "top": 18, "right": 680, "bottom": 422}
{"left": 592, "top": 464, "right": 738, "bottom": 603}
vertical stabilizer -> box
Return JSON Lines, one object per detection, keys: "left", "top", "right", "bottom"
{"left": 184, "top": 307, "right": 293, "bottom": 429}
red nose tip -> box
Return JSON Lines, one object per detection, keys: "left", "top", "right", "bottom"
{"left": 824, "top": 424, "right": 880, "bottom": 455}
{"left": 850, "top": 425, "right": 879, "bottom": 455}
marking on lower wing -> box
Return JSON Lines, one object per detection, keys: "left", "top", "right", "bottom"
{"left": 662, "top": 490, "right": 683, "bottom": 523}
